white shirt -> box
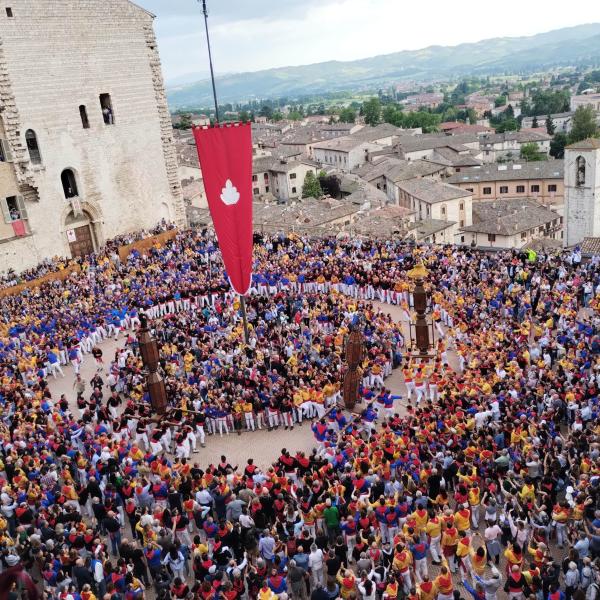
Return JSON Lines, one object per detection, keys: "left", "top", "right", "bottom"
{"left": 309, "top": 549, "right": 324, "bottom": 570}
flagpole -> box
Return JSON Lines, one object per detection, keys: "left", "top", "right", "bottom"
{"left": 200, "top": 0, "right": 250, "bottom": 344}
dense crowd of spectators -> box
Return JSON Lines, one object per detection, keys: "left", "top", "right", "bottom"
{"left": 0, "top": 230, "right": 600, "bottom": 600}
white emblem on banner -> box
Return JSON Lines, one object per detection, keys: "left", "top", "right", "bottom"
{"left": 220, "top": 179, "right": 240, "bottom": 206}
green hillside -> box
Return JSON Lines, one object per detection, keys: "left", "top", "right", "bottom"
{"left": 167, "top": 23, "right": 600, "bottom": 109}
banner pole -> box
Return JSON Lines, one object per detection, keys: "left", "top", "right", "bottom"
{"left": 201, "top": 0, "right": 220, "bottom": 123}
{"left": 240, "top": 296, "right": 250, "bottom": 343}
{"left": 200, "top": 0, "right": 250, "bottom": 344}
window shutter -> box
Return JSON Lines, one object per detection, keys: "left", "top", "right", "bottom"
{"left": 16, "top": 195, "right": 27, "bottom": 220}
{"left": 1, "top": 139, "right": 13, "bottom": 162}
{"left": 0, "top": 198, "right": 10, "bottom": 223}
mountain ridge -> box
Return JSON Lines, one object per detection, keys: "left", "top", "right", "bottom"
{"left": 166, "top": 23, "right": 600, "bottom": 109}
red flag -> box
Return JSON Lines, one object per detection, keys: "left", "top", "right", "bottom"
{"left": 11, "top": 220, "right": 26, "bottom": 237}
{"left": 193, "top": 122, "right": 253, "bottom": 295}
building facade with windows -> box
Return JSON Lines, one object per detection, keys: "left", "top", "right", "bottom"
{"left": 393, "top": 178, "right": 473, "bottom": 243}
{"left": 0, "top": 0, "right": 184, "bottom": 272}
{"left": 461, "top": 198, "right": 562, "bottom": 249}
{"left": 446, "top": 161, "right": 564, "bottom": 206}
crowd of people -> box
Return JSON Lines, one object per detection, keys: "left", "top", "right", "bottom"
{"left": 0, "top": 222, "right": 174, "bottom": 290}
{"left": 1, "top": 229, "right": 600, "bottom": 600}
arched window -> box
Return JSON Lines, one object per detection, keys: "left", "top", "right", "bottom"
{"left": 61, "top": 169, "right": 78, "bottom": 199}
{"left": 25, "top": 129, "right": 41, "bottom": 164}
{"left": 576, "top": 155, "right": 586, "bottom": 187}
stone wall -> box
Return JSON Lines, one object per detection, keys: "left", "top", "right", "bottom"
{"left": 0, "top": 0, "right": 185, "bottom": 271}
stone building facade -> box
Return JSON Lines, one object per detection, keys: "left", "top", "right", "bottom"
{"left": 0, "top": 0, "right": 184, "bottom": 271}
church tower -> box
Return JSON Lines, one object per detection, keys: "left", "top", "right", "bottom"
{"left": 564, "top": 138, "right": 600, "bottom": 247}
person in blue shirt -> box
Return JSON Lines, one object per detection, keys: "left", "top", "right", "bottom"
{"left": 45, "top": 348, "right": 64, "bottom": 378}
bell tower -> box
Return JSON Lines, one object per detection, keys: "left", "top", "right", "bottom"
{"left": 564, "top": 138, "right": 600, "bottom": 247}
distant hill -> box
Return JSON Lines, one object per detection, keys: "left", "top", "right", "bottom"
{"left": 166, "top": 23, "right": 600, "bottom": 109}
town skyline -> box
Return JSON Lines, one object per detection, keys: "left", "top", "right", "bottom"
{"left": 138, "top": 0, "right": 600, "bottom": 85}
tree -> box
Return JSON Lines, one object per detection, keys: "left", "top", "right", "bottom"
{"left": 173, "top": 113, "right": 192, "bottom": 129}
{"left": 302, "top": 171, "right": 322, "bottom": 199}
{"left": 288, "top": 111, "right": 303, "bottom": 121}
{"left": 403, "top": 111, "right": 441, "bottom": 133}
{"left": 363, "top": 98, "right": 381, "bottom": 126}
{"left": 239, "top": 110, "right": 250, "bottom": 123}
{"left": 520, "top": 142, "right": 546, "bottom": 161}
{"left": 338, "top": 107, "right": 356, "bottom": 123}
{"left": 550, "top": 132, "right": 568, "bottom": 159}
{"left": 532, "top": 116, "right": 539, "bottom": 128}
{"left": 525, "top": 89, "right": 570, "bottom": 117}
{"left": 259, "top": 104, "right": 273, "bottom": 119}
{"left": 494, "top": 118, "right": 519, "bottom": 133}
{"left": 382, "top": 104, "right": 403, "bottom": 127}
{"left": 545, "top": 115, "right": 555, "bottom": 136}
{"left": 569, "top": 106, "right": 599, "bottom": 144}
{"left": 271, "top": 111, "right": 283, "bottom": 122}
{"left": 495, "top": 95, "right": 507, "bottom": 107}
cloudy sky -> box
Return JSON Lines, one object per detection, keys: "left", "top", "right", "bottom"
{"left": 136, "top": 0, "right": 600, "bottom": 85}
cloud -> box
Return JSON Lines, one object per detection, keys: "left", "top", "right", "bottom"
{"left": 136, "top": 0, "right": 600, "bottom": 84}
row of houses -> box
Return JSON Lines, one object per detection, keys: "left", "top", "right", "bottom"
{"left": 174, "top": 113, "right": 566, "bottom": 250}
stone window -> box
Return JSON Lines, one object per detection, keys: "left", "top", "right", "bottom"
{"left": 61, "top": 169, "right": 79, "bottom": 199}
{"left": 25, "top": 129, "right": 41, "bottom": 164}
{"left": 100, "top": 93, "right": 115, "bottom": 124}
{"left": 516, "top": 185, "right": 525, "bottom": 193}
{"left": 499, "top": 186, "right": 508, "bottom": 194}
{"left": 252, "top": 175, "right": 258, "bottom": 182}
{"left": 483, "top": 187, "right": 492, "bottom": 195}
{"left": 0, "top": 139, "right": 13, "bottom": 162}
{"left": 292, "top": 187, "right": 297, "bottom": 194}
{"left": 253, "top": 187, "right": 259, "bottom": 195}
{"left": 548, "top": 184, "right": 557, "bottom": 192}
{"left": 487, "top": 234, "right": 496, "bottom": 242}
{"left": 79, "top": 105, "right": 90, "bottom": 129}
{"left": 5, "top": 7, "right": 12, "bottom": 17}
{"left": 531, "top": 184, "right": 540, "bottom": 192}
{"left": 289, "top": 173, "right": 297, "bottom": 179}
{"left": 1, "top": 196, "right": 26, "bottom": 222}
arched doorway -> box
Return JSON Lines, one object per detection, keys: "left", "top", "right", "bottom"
{"left": 160, "top": 201, "right": 171, "bottom": 222}
{"left": 64, "top": 209, "right": 97, "bottom": 257}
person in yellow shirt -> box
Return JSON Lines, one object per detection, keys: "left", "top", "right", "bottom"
{"left": 417, "top": 576, "right": 437, "bottom": 600}
{"left": 393, "top": 544, "right": 413, "bottom": 593}
{"left": 468, "top": 484, "right": 481, "bottom": 529}
{"left": 454, "top": 505, "right": 471, "bottom": 533}
{"left": 425, "top": 512, "right": 442, "bottom": 564}
{"left": 434, "top": 562, "right": 454, "bottom": 600}
{"left": 471, "top": 542, "right": 487, "bottom": 576}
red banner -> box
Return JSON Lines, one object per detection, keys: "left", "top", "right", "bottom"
{"left": 193, "top": 122, "right": 253, "bottom": 296}
{"left": 11, "top": 220, "right": 26, "bottom": 237}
